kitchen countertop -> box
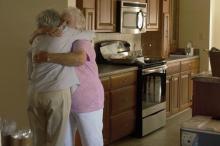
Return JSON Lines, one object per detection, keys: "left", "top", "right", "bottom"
{"left": 98, "top": 55, "right": 199, "bottom": 77}
{"left": 166, "top": 55, "right": 199, "bottom": 63}
{"left": 98, "top": 64, "right": 138, "bottom": 77}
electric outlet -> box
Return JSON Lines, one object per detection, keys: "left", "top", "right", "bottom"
{"left": 181, "top": 131, "right": 198, "bottom": 146}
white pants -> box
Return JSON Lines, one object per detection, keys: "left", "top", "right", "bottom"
{"left": 65, "top": 109, "right": 104, "bottom": 146}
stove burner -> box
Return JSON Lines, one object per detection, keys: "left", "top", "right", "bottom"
{"left": 101, "top": 56, "right": 166, "bottom": 69}
{"left": 137, "top": 57, "right": 166, "bottom": 68}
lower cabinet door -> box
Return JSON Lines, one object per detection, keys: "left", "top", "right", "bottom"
{"left": 171, "top": 73, "right": 180, "bottom": 114}
{"left": 110, "top": 109, "right": 136, "bottom": 142}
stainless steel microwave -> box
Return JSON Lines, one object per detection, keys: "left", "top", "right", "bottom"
{"left": 117, "top": 1, "right": 147, "bottom": 34}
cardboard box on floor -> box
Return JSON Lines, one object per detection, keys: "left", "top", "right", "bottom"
{"left": 181, "top": 116, "right": 220, "bottom": 146}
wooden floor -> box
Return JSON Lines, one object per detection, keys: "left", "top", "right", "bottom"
{"left": 110, "top": 108, "right": 192, "bottom": 146}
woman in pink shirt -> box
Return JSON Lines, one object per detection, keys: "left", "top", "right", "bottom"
{"left": 34, "top": 7, "right": 104, "bottom": 146}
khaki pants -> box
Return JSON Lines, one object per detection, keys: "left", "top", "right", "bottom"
{"left": 27, "top": 88, "right": 71, "bottom": 146}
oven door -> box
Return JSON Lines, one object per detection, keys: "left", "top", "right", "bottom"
{"left": 141, "top": 66, "right": 166, "bottom": 110}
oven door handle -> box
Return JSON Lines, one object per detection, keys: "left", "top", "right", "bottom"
{"left": 142, "top": 65, "right": 167, "bottom": 75}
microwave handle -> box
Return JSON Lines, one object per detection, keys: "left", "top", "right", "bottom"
{"left": 137, "top": 10, "right": 144, "bottom": 30}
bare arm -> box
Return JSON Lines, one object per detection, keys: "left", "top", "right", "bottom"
{"left": 34, "top": 40, "right": 91, "bottom": 66}
{"left": 34, "top": 48, "right": 87, "bottom": 66}
{"left": 47, "top": 48, "right": 87, "bottom": 66}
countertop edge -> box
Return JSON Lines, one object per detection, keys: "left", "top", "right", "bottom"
{"left": 166, "top": 56, "right": 199, "bottom": 63}
{"left": 98, "top": 64, "right": 138, "bottom": 78}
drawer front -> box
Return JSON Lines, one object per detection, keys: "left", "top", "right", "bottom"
{"left": 110, "top": 85, "right": 136, "bottom": 115}
{"left": 110, "top": 109, "right": 136, "bottom": 142}
{"left": 191, "top": 59, "right": 199, "bottom": 70}
{"left": 111, "top": 71, "right": 137, "bottom": 89}
{"left": 181, "top": 60, "right": 192, "bottom": 71}
{"left": 167, "top": 62, "right": 181, "bottom": 75}
{"left": 101, "top": 77, "right": 110, "bottom": 91}
{"left": 142, "top": 110, "right": 166, "bottom": 136}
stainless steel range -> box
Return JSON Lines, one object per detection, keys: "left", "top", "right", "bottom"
{"left": 135, "top": 59, "right": 167, "bottom": 137}
{"left": 94, "top": 40, "right": 167, "bottom": 137}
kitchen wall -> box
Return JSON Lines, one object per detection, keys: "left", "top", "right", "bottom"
{"left": 178, "top": 0, "right": 210, "bottom": 72}
{"left": 210, "top": 0, "right": 220, "bottom": 49}
{"left": 0, "top": 0, "right": 72, "bottom": 127}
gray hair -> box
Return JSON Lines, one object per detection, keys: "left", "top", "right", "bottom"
{"left": 36, "top": 9, "right": 61, "bottom": 28}
{"left": 62, "top": 7, "right": 86, "bottom": 30}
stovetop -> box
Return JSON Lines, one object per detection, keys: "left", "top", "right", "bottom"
{"left": 104, "top": 57, "right": 166, "bottom": 69}
{"left": 138, "top": 57, "right": 166, "bottom": 68}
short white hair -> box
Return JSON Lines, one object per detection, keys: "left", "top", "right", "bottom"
{"left": 36, "top": 9, "right": 61, "bottom": 28}
{"left": 62, "top": 7, "right": 86, "bottom": 30}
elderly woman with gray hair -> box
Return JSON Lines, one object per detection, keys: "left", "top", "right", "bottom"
{"left": 27, "top": 8, "right": 94, "bottom": 146}
{"left": 33, "top": 7, "right": 104, "bottom": 146}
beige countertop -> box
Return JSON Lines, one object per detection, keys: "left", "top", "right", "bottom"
{"left": 98, "top": 64, "right": 138, "bottom": 78}
{"left": 98, "top": 55, "right": 199, "bottom": 77}
{"left": 166, "top": 55, "right": 199, "bottom": 63}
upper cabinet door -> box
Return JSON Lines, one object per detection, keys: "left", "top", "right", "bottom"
{"left": 146, "top": 0, "right": 160, "bottom": 31}
{"left": 76, "top": 0, "right": 95, "bottom": 9}
{"left": 95, "top": 0, "right": 116, "bottom": 32}
{"left": 163, "top": 0, "right": 169, "bottom": 13}
{"left": 123, "top": 0, "right": 146, "bottom": 2}
{"left": 76, "top": 0, "right": 95, "bottom": 31}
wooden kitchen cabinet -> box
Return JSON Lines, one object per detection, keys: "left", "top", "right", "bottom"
{"left": 169, "top": 0, "right": 179, "bottom": 52}
{"left": 110, "top": 109, "right": 136, "bottom": 142}
{"left": 163, "top": 0, "right": 169, "bottom": 13}
{"left": 96, "top": 0, "right": 116, "bottom": 32}
{"left": 124, "top": 0, "right": 146, "bottom": 2}
{"left": 162, "top": 13, "right": 170, "bottom": 58}
{"left": 76, "top": 0, "right": 95, "bottom": 8}
{"left": 110, "top": 85, "right": 136, "bottom": 115}
{"left": 166, "top": 61, "right": 180, "bottom": 115}
{"left": 179, "top": 71, "right": 191, "bottom": 110}
{"left": 162, "top": 0, "right": 179, "bottom": 55}
{"left": 100, "top": 70, "right": 137, "bottom": 145}
{"left": 109, "top": 70, "right": 137, "bottom": 142}
{"left": 76, "top": 0, "right": 95, "bottom": 31}
{"left": 166, "top": 74, "right": 180, "bottom": 116}
{"left": 170, "top": 73, "right": 180, "bottom": 114}
{"left": 146, "top": 0, "right": 160, "bottom": 31}
{"left": 166, "top": 57, "right": 200, "bottom": 117}
{"left": 76, "top": 0, "right": 116, "bottom": 32}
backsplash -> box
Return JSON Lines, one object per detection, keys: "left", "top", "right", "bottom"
{"left": 94, "top": 33, "right": 142, "bottom": 51}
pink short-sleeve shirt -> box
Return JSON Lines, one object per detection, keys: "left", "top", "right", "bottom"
{"left": 70, "top": 40, "right": 104, "bottom": 113}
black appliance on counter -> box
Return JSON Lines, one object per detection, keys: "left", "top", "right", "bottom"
{"left": 95, "top": 40, "right": 132, "bottom": 64}
{"left": 95, "top": 40, "right": 167, "bottom": 137}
